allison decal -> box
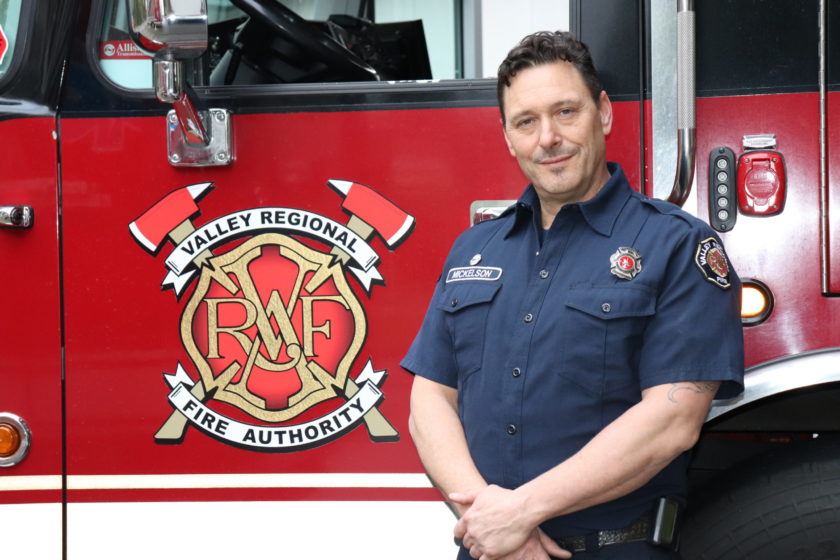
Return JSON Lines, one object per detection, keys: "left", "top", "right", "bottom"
{"left": 129, "top": 180, "right": 414, "bottom": 451}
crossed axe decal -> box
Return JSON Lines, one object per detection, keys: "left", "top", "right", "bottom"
{"left": 129, "top": 180, "right": 415, "bottom": 444}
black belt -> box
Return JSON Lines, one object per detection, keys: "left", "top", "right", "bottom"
{"left": 555, "top": 515, "right": 651, "bottom": 553}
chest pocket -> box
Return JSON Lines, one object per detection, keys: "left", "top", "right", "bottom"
{"left": 561, "top": 286, "right": 656, "bottom": 396}
{"left": 437, "top": 282, "right": 501, "bottom": 379}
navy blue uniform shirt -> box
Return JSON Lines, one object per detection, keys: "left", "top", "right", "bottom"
{"left": 401, "top": 163, "right": 745, "bottom": 538}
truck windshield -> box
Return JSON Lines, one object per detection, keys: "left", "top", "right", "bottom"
{"left": 98, "top": 0, "right": 459, "bottom": 89}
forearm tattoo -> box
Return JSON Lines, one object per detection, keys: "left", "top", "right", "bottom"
{"left": 667, "top": 382, "right": 719, "bottom": 403}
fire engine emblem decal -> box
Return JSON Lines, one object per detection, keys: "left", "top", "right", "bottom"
{"left": 129, "top": 180, "right": 414, "bottom": 451}
{"left": 695, "top": 237, "right": 731, "bottom": 289}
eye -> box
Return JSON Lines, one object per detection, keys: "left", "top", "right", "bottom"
{"left": 515, "top": 117, "right": 535, "bottom": 129}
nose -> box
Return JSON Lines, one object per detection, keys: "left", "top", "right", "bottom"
{"left": 538, "top": 117, "right": 561, "bottom": 150}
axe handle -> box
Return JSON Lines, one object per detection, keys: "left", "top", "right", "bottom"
{"left": 171, "top": 220, "right": 215, "bottom": 269}
{"left": 154, "top": 381, "right": 207, "bottom": 442}
{"left": 346, "top": 215, "right": 374, "bottom": 240}
{"left": 343, "top": 377, "right": 398, "bottom": 442}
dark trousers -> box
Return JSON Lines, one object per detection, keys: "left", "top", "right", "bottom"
{"left": 457, "top": 541, "right": 681, "bottom": 559}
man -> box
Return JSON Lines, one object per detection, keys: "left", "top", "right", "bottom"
{"left": 401, "top": 31, "right": 744, "bottom": 560}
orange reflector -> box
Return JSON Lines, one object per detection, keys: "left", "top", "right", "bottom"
{"left": 0, "top": 423, "right": 21, "bottom": 457}
{"left": 741, "top": 285, "right": 768, "bottom": 319}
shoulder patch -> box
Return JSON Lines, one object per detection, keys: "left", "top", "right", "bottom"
{"left": 695, "top": 237, "right": 731, "bottom": 289}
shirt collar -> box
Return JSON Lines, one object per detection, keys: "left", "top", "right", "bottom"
{"left": 503, "top": 162, "right": 632, "bottom": 238}
{"left": 502, "top": 185, "right": 541, "bottom": 239}
{"left": 577, "top": 162, "right": 632, "bottom": 236}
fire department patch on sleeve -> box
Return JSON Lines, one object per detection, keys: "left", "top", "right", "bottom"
{"left": 695, "top": 237, "right": 731, "bottom": 289}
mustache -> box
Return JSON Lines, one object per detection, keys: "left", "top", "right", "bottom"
{"left": 534, "top": 148, "right": 577, "bottom": 163}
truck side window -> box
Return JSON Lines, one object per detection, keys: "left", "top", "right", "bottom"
{"left": 0, "top": 0, "right": 23, "bottom": 79}
{"left": 98, "top": 0, "right": 459, "bottom": 89}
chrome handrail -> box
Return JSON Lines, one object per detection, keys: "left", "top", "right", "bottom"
{"left": 667, "top": 0, "right": 696, "bottom": 207}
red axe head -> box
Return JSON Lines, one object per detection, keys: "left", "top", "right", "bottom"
{"left": 129, "top": 182, "right": 213, "bottom": 253}
{"left": 327, "top": 180, "right": 415, "bottom": 248}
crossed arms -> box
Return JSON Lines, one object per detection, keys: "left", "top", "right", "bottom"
{"left": 408, "top": 375, "right": 719, "bottom": 560}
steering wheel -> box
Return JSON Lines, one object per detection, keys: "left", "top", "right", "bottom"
{"left": 229, "top": 0, "right": 380, "bottom": 82}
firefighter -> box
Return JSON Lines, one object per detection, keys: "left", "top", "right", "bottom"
{"left": 401, "top": 31, "right": 744, "bottom": 559}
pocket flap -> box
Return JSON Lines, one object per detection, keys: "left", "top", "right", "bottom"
{"left": 565, "top": 286, "right": 656, "bottom": 319}
{"left": 437, "top": 282, "right": 501, "bottom": 313}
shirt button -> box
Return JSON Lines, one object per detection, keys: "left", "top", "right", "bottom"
{"left": 512, "top": 367, "right": 521, "bottom": 377}
{"left": 524, "top": 313, "right": 534, "bottom": 323}
{"left": 601, "top": 302, "right": 611, "bottom": 313}
{"left": 539, "top": 269, "right": 549, "bottom": 279}
{"left": 506, "top": 424, "right": 517, "bottom": 435}
{"left": 451, "top": 298, "right": 458, "bottom": 307}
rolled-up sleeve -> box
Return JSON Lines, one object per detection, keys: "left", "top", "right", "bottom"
{"left": 638, "top": 227, "right": 745, "bottom": 400}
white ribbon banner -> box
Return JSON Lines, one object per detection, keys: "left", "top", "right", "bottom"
{"left": 167, "top": 378, "right": 385, "bottom": 452}
{"left": 162, "top": 208, "right": 383, "bottom": 294}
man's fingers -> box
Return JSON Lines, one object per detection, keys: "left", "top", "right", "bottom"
{"left": 449, "top": 488, "right": 480, "bottom": 504}
{"left": 454, "top": 518, "right": 467, "bottom": 539}
{"left": 537, "top": 529, "right": 572, "bottom": 559}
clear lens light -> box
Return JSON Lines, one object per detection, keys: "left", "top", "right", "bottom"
{"left": 742, "top": 285, "right": 767, "bottom": 318}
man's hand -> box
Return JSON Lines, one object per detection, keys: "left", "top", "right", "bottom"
{"left": 452, "top": 485, "right": 529, "bottom": 557}
{"left": 497, "top": 529, "right": 572, "bottom": 560}
{"left": 451, "top": 485, "right": 569, "bottom": 559}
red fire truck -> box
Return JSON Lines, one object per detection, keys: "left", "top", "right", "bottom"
{"left": 1, "top": 0, "right": 838, "bottom": 558}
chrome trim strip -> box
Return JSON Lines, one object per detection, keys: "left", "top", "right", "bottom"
{"left": 819, "top": 0, "right": 829, "bottom": 293}
{"left": 708, "top": 348, "right": 840, "bottom": 421}
{"left": 650, "top": 0, "right": 677, "bottom": 201}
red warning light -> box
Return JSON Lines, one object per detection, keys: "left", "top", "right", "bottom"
{"left": 0, "top": 24, "right": 7, "bottom": 66}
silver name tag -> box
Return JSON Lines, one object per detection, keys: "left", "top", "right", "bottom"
{"left": 446, "top": 266, "right": 503, "bottom": 283}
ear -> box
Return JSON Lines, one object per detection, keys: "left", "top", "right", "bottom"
{"left": 598, "top": 91, "right": 613, "bottom": 136}
{"left": 501, "top": 118, "right": 516, "bottom": 157}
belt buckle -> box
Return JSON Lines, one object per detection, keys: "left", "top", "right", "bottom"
{"left": 557, "top": 515, "right": 652, "bottom": 553}
{"left": 598, "top": 516, "right": 651, "bottom": 547}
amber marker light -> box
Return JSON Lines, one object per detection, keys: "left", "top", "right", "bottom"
{"left": 0, "top": 423, "right": 21, "bottom": 457}
{"left": 741, "top": 280, "right": 773, "bottom": 326}
{"left": 0, "top": 413, "right": 30, "bottom": 467}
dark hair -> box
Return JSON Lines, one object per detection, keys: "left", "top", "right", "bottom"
{"left": 497, "top": 31, "right": 603, "bottom": 122}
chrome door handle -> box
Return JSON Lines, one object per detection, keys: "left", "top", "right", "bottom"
{"left": 0, "top": 205, "right": 33, "bottom": 228}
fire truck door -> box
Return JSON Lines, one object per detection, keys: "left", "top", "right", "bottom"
{"left": 58, "top": 1, "right": 532, "bottom": 558}
{"left": 0, "top": 1, "right": 71, "bottom": 558}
